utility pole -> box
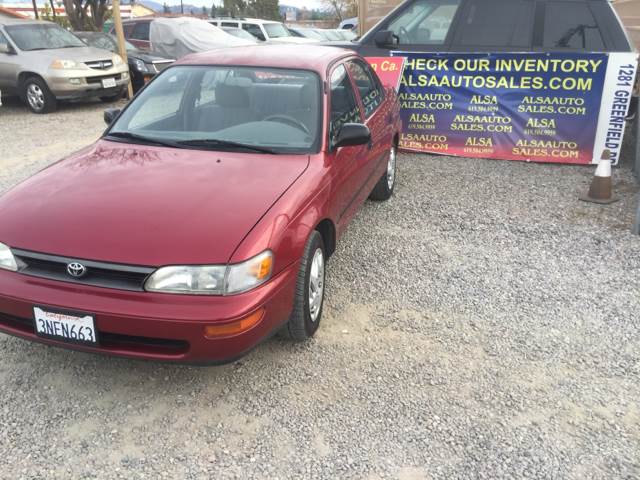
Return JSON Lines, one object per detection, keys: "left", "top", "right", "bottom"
{"left": 31, "top": 0, "right": 39, "bottom": 19}
{"left": 181, "top": 0, "right": 184, "bottom": 14}
{"left": 112, "top": 0, "right": 133, "bottom": 99}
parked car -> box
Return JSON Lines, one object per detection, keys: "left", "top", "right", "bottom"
{"left": 75, "top": 31, "right": 174, "bottom": 92}
{"left": 221, "top": 26, "right": 259, "bottom": 42}
{"left": 150, "top": 17, "right": 255, "bottom": 60}
{"left": 111, "top": 17, "right": 153, "bottom": 50}
{"left": 209, "top": 17, "right": 316, "bottom": 43}
{"left": 289, "top": 27, "right": 325, "bottom": 40}
{"left": 0, "top": 19, "right": 129, "bottom": 113}
{"left": 339, "top": 17, "right": 358, "bottom": 30}
{"left": 340, "top": 0, "right": 634, "bottom": 57}
{"left": 0, "top": 45, "right": 401, "bottom": 364}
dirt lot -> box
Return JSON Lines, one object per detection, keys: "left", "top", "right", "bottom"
{"left": 1, "top": 100, "right": 639, "bottom": 480}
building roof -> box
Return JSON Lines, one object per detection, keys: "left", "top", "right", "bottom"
{"left": 0, "top": 6, "right": 29, "bottom": 19}
{"left": 179, "top": 44, "right": 355, "bottom": 75}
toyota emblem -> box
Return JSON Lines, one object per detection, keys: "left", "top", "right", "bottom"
{"left": 67, "top": 262, "right": 87, "bottom": 278}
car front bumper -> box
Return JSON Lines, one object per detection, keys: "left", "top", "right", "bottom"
{"left": 46, "top": 66, "right": 130, "bottom": 100}
{"left": 0, "top": 261, "right": 299, "bottom": 364}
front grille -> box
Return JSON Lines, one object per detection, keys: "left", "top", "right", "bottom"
{"left": 85, "top": 59, "right": 114, "bottom": 70}
{"left": 12, "top": 249, "right": 154, "bottom": 292}
{"left": 0, "top": 312, "right": 189, "bottom": 356}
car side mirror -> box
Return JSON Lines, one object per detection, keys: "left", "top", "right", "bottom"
{"left": 334, "top": 123, "right": 371, "bottom": 149}
{"left": 0, "top": 43, "right": 12, "bottom": 54}
{"left": 374, "top": 30, "right": 398, "bottom": 47}
{"left": 104, "top": 108, "right": 121, "bottom": 125}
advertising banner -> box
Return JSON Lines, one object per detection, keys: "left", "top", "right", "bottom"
{"left": 366, "top": 57, "right": 406, "bottom": 91}
{"left": 391, "top": 51, "right": 638, "bottom": 164}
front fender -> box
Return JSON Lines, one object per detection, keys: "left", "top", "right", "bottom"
{"left": 229, "top": 156, "right": 335, "bottom": 276}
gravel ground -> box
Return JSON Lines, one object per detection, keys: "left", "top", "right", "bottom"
{"left": 1, "top": 99, "right": 639, "bottom": 480}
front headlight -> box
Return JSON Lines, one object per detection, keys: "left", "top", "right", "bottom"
{"left": 0, "top": 242, "right": 17, "bottom": 272}
{"left": 132, "top": 58, "right": 148, "bottom": 73}
{"left": 145, "top": 251, "right": 273, "bottom": 295}
{"left": 50, "top": 59, "right": 81, "bottom": 70}
{"left": 112, "top": 54, "right": 124, "bottom": 66}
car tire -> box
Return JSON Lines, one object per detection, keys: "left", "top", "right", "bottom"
{"left": 369, "top": 143, "right": 397, "bottom": 201}
{"left": 22, "top": 76, "right": 57, "bottom": 114}
{"left": 100, "top": 91, "right": 124, "bottom": 103}
{"left": 284, "top": 230, "right": 326, "bottom": 341}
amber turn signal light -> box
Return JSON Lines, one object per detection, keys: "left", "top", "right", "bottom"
{"left": 204, "top": 307, "right": 265, "bottom": 339}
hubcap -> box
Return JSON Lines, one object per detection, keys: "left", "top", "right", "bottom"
{"left": 387, "top": 146, "right": 396, "bottom": 189}
{"left": 27, "top": 83, "right": 45, "bottom": 111}
{"left": 308, "top": 248, "right": 325, "bottom": 322}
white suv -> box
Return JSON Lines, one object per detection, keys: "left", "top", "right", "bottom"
{"left": 209, "top": 18, "right": 316, "bottom": 44}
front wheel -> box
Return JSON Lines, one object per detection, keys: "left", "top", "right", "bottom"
{"left": 284, "top": 231, "right": 326, "bottom": 341}
{"left": 369, "top": 143, "right": 397, "bottom": 201}
{"left": 22, "top": 77, "right": 57, "bottom": 114}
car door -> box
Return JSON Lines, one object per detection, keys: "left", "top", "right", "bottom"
{"left": 0, "top": 30, "right": 20, "bottom": 93}
{"left": 326, "top": 62, "right": 369, "bottom": 228}
{"left": 358, "top": 0, "right": 464, "bottom": 57}
{"left": 345, "top": 59, "right": 390, "bottom": 205}
{"left": 449, "top": 0, "right": 535, "bottom": 52}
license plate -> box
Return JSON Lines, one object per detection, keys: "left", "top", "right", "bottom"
{"left": 101, "top": 77, "right": 116, "bottom": 89}
{"left": 33, "top": 307, "right": 98, "bottom": 345}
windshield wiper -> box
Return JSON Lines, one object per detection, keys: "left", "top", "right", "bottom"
{"left": 106, "top": 131, "right": 186, "bottom": 149}
{"left": 176, "top": 139, "right": 277, "bottom": 154}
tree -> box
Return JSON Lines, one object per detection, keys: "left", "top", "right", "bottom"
{"left": 62, "top": 0, "right": 110, "bottom": 31}
{"left": 163, "top": 2, "right": 170, "bottom": 13}
{"left": 202, "top": 5, "right": 208, "bottom": 16}
{"left": 321, "top": 0, "right": 356, "bottom": 22}
{"left": 222, "top": 0, "right": 245, "bottom": 17}
{"left": 210, "top": 3, "right": 217, "bottom": 17}
{"left": 246, "top": 0, "right": 279, "bottom": 20}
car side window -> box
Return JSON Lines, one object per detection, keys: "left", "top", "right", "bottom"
{"left": 346, "top": 60, "right": 384, "bottom": 118}
{"left": 0, "top": 31, "right": 10, "bottom": 51}
{"left": 387, "top": 0, "right": 461, "bottom": 45}
{"left": 242, "top": 23, "right": 266, "bottom": 41}
{"left": 222, "top": 22, "right": 239, "bottom": 28}
{"left": 453, "top": 0, "right": 534, "bottom": 48}
{"left": 131, "top": 22, "right": 150, "bottom": 41}
{"left": 543, "top": 2, "right": 604, "bottom": 50}
{"left": 330, "top": 64, "right": 362, "bottom": 143}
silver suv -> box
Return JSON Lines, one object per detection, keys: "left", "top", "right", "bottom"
{"left": 209, "top": 17, "right": 316, "bottom": 44}
{"left": 0, "top": 19, "right": 129, "bottom": 113}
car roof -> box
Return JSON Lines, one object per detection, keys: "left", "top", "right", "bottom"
{"left": 178, "top": 44, "right": 355, "bottom": 75}
{"left": 211, "top": 17, "right": 280, "bottom": 24}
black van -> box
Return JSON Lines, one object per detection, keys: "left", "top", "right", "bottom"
{"left": 346, "top": 0, "right": 635, "bottom": 56}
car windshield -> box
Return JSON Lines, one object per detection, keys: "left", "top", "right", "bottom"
{"left": 223, "top": 28, "right": 257, "bottom": 41}
{"left": 108, "top": 66, "right": 321, "bottom": 154}
{"left": 6, "top": 24, "right": 86, "bottom": 51}
{"left": 263, "top": 23, "right": 292, "bottom": 38}
{"left": 81, "top": 33, "right": 136, "bottom": 52}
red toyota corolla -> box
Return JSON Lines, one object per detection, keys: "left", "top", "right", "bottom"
{"left": 0, "top": 45, "right": 401, "bottom": 363}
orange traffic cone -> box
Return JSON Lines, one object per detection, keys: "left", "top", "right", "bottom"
{"left": 579, "top": 150, "right": 619, "bottom": 204}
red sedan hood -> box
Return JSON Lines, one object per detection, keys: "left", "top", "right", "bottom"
{"left": 0, "top": 140, "right": 309, "bottom": 266}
